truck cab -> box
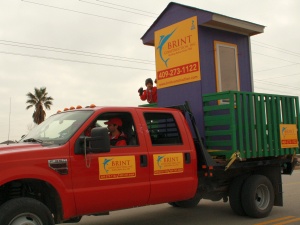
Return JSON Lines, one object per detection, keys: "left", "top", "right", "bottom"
{"left": 0, "top": 106, "right": 198, "bottom": 224}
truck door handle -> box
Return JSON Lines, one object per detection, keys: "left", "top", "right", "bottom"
{"left": 184, "top": 153, "right": 191, "bottom": 164}
{"left": 140, "top": 155, "right": 148, "bottom": 167}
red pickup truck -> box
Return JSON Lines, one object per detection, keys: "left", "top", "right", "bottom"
{"left": 0, "top": 99, "right": 298, "bottom": 224}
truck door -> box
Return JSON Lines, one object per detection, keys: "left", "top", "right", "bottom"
{"left": 138, "top": 110, "right": 198, "bottom": 204}
{"left": 70, "top": 110, "right": 150, "bottom": 215}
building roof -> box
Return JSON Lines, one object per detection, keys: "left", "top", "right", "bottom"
{"left": 141, "top": 2, "right": 265, "bottom": 46}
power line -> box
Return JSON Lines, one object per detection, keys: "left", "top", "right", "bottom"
{"left": 253, "top": 51, "right": 299, "bottom": 64}
{"left": 93, "top": 0, "right": 158, "bottom": 16}
{"left": 1, "top": 40, "right": 299, "bottom": 90}
{"left": 252, "top": 40, "right": 300, "bottom": 57}
{"left": 20, "top": 1, "right": 300, "bottom": 76}
{"left": 0, "top": 40, "right": 154, "bottom": 65}
{"left": 7, "top": 2, "right": 300, "bottom": 95}
{"left": 254, "top": 62, "right": 300, "bottom": 73}
{"left": 79, "top": 0, "right": 156, "bottom": 18}
{"left": 250, "top": 43, "right": 300, "bottom": 91}
{"left": 255, "top": 72, "right": 300, "bottom": 81}
{"left": 0, "top": 51, "right": 155, "bottom": 71}
{"left": 252, "top": 51, "right": 300, "bottom": 73}
{"left": 255, "top": 80, "right": 300, "bottom": 91}
{"left": 3, "top": 39, "right": 297, "bottom": 73}
{"left": 0, "top": 40, "right": 153, "bottom": 62}
{"left": 1, "top": 40, "right": 299, "bottom": 91}
{"left": 252, "top": 41, "right": 300, "bottom": 73}
{"left": 254, "top": 86, "right": 300, "bottom": 96}
{"left": 21, "top": 0, "right": 148, "bottom": 27}
{"left": 254, "top": 81, "right": 300, "bottom": 95}
{"left": 19, "top": 0, "right": 300, "bottom": 65}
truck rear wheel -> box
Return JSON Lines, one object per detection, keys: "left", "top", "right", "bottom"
{"left": 0, "top": 197, "right": 54, "bottom": 225}
{"left": 241, "top": 175, "right": 274, "bottom": 218}
{"left": 229, "top": 175, "right": 248, "bottom": 216}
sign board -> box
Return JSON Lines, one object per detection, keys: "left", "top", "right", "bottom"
{"left": 279, "top": 124, "right": 298, "bottom": 148}
{"left": 155, "top": 16, "right": 200, "bottom": 89}
{"left": 99, "top": 156, "right": 136, "bottom": 180}
{"left": 153, "top": 153, "right": 184, "bottom": 175}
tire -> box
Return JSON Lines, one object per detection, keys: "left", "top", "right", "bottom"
{"left": 241, "top": 175, "right": 274, "bottom": 218}
{"left": 0, "top": 197, "right": 54, "bottom": 225}
{"left": 170, "top": 193, "right": 201, "bottom": 208}
{"left": 229, "top": 175, "right": 248, "bottom": 216}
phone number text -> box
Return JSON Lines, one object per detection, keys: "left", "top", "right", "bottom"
{"left": 157, "top": 62, "right": 199, "bottom": 80}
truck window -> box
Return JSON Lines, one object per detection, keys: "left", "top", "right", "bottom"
{"left": 85, "top": 112, "right": 138, "bottom": 146}
{"left": 20, "top": 110, "right": 93, "bottom": 145}
{"left": 144, "top": 113, "right": 182, "bottom": 145}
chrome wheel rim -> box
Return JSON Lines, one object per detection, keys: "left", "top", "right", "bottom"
{"left": 255, "top": 184, "right": 270, "bottom": 210}
{"left": 9, "top": 213, "right": 43, "bottom": 225}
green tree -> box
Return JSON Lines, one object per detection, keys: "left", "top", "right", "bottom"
{"left": 26, "top": 87, "right": 54, "bottom": 124}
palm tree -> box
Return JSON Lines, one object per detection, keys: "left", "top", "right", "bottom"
{"left": 26, "top": 87, "right": 54, "bottom": 124}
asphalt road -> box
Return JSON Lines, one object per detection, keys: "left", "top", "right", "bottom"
{"left": 61, "top": 170, "right": 300, "bottom": 225}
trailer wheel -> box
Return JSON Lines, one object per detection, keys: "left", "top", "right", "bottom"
{"left": 241, "top": 175, "right": 274, "bottom": 218}
{"left": 0, "top": 197, "right": 54, "bottom": 225}
{"left": 229, "top": 175, "right": 248, "bottom": 216}
{"left": 169, "top": 193, "right": 201, "bottom": 208}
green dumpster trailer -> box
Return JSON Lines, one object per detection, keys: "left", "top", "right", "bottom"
{"left": 197, "top": 91, "right": 300, "bottom": 218}
{"left": 203, "top": 91, "right": 300, "bottom": 161}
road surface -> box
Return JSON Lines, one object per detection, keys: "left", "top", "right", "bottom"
{"left": 60, "top": 170, "right": 300, "bottom": 225}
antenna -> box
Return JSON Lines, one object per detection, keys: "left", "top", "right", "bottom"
{"left": 7, "top": 97, "right": 11, "bottom": 145}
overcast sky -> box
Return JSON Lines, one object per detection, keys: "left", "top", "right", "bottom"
{"left": 1, "top": 0, "right": 300, "bottom": 142}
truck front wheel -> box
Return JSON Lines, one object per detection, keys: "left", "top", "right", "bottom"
{"left": 241, "top": 175, "right": 274, "bottom": 218}
{"left": 0, "top": 197, "right": 54, "bottom": 225}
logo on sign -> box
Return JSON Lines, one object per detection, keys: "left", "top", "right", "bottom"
{"left": 98, "top": 156, "right": 136, "bottom": 180}
{"left": 153, "top": 153, "right": 184, "bottom": 175}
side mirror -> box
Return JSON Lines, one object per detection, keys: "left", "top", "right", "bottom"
{"left": 89, "top": 127, "right": 110, "bottom": 153}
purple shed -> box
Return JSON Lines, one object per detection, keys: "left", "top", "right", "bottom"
{"left": 141, "top": 2, "right": 265, "bottom": 137}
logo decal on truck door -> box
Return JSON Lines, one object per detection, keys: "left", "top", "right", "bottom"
{"left": 98, "top": 156, "right": 136, "bottom": 180}
{"left": 153, "top": 153, "right": 184, "bottom": 175}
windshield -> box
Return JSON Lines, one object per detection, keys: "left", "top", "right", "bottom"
{"left": 20, "top": 110, "right": 94, "bottom": 145}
